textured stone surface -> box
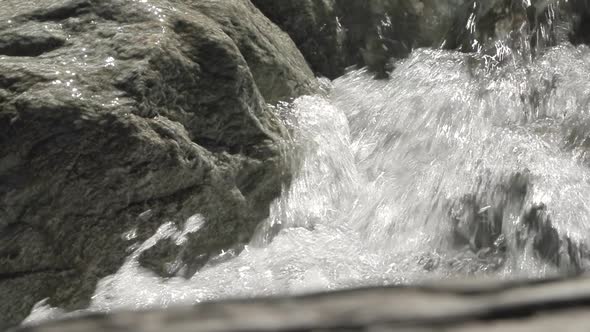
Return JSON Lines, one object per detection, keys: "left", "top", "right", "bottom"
{"left": 252, "top": 0, "right": 345, "bottom": 79}
{"left": 194, "top": 0, "right": 318, "bottom": 105}
{"left": 11, "top": 276, "right": 590, "bottom": 332}
{"left": 0, "top": 0, "right": 316, "bottom": 325}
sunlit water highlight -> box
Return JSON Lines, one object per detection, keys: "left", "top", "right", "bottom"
{"left": 25, "top": 43, "right": 590, "bottom": 323}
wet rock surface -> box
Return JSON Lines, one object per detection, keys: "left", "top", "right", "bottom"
{"left": 11, "top": 276, "right": 590, "bottom": 332}
{"left": 251, "top": 0, "right": 345, "bottom": 79}
{"left": 0, "top": 0, "right": 316, "bottom": 325}
{"left": 446, "top": 171, "right": 590, "bottom": 275}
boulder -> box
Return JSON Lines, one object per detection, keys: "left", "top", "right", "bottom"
{"left": 0, "top": 0, "right": 316, "bottom": 325}
{"left": 251, "top": 0, "right": 345, "bottom": 79}
{"left": 192, "top": 0, "right": 318, "bottom": 104}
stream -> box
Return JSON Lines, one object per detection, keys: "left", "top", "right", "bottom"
{"left": 24, "top": 38, "right": 590, "bottom": 324}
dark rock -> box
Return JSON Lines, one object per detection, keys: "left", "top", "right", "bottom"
{"left": 0, "top": 0, "right": 316, "bottom": 325}
{"left": 251, "top": 0, "right": 345, "bottom": 79}
{"left": 0, "top": 24, "right": 65, "bottom": 57}
{"left": 336, "top": 0, "right": 419, "bottom": 77}
{"left": 137, "top": 237, "right": 182, "bottom": 278}
{"left": 568, "top": 0, "right": 590, "bottom": 45}
{"left": 447, "top": 0, "right": 576, "bottom": 57}
{"left": 518, "top": 203, "right": 590, "bottom": 275}
{"left": 448, "top": 171, "right": 528, "bottom": 254}
{"left": 252, "top": 0, "right": 458, "bottom": 77}
{"left": 255, "top": 0, "right": 582, "bottom": 78}
{"left": 446, "top": 170, "right": 589, "bottom": 274}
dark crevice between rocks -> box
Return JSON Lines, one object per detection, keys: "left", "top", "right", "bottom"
{"left": 191, "top": 136, "right": 249, "bottom": 156}
{"left": 251, "top": 0, "right": 346, "bottom": 79}
{"left": 257, "top": 1, "right": 585, "bottom": 80}
{"left": 0, "top": 71, "right": 48, "bottom": 93}
{"left": 0, "top": 267, "right": 75, "bottom": 281}
{"left": 29, "top": 0, "right": 92, "bottom": 22}
{"left": 0, "top": 35, "right": 65, "bottom": 57}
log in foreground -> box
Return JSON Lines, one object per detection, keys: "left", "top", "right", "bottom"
{"left": 13, "top": 276, "right": 590, "bottom": 332}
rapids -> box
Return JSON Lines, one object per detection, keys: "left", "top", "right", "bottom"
{"left": 24, "top": 42, "right": 590, "bottom": 323}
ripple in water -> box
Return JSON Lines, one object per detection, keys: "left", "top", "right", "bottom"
{"left": 25, "top": 43, "right": 590, "bottom": 323}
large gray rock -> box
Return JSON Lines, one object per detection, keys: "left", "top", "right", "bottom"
{"left": 192, "top": 0, "right": 318, "bottom": 104}
{"left": 0, "top": 0, "right": 316, "bottom": 325}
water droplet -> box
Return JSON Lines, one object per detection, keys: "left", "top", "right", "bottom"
{"left": 105, "top": 56, "right": 115, "bottom": 67}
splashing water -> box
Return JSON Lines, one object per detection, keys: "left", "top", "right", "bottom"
{"left": 25, "top": 42, "right": 590, "bottom": 323}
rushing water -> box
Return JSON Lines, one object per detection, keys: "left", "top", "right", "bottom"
{"left": 24, "top": 41, "right": 590, "bottom": 323}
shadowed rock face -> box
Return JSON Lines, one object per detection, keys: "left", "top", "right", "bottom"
{"left": 0, "top": 0, "right": 317, "bottom": 325}
{"left": 255, "top": 0, "right": 590, "bottom": 78}
{"left": 252, "top": 0, "right": 346, "bottom": 79}
{"left": 568, "top": 0, "right": 590, "bottom": 45}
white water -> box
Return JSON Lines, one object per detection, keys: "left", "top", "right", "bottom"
{"left": 25, "top": 43, "right": 590, "bottom": 323}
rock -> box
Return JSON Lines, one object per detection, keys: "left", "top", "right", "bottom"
{"left": 0, "top": 0, "right": 316, "bottom": 325}
{"left": 446, "top": 170, "right": 590, "bottom": 275}
{"left": 449, "top": 171, "right": 528, "bottom": 253}
{"left": 447, "top": 0, "right": 576, "bottom": 55}
{"left": 252, "top": 0, "right": 460, "bottom": 78}
{"left": 12, "top": 276, "right": 590, "bottom": 332}
{"left": 256, "top": 0, "right": 581, "bottom": 78}
{"left": 567, "top": 0, "right": 590, "bottom": 45}
{"left": 252, "top": 0, "right": 345, "bottom": 79}
{"left": 252, "top": 0, "right": 417, "bottom": 78}
{"left": 193, "top": 0, "right": 318, "bottom": 104}
{"left": 517, "top": 203, "right": 590, "bottom": 274}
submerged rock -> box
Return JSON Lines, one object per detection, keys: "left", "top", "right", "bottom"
{"left": 0, "top": 0, "right": 316, "bottom": 325}
{"left": 446, "top": 170, "right": 590, "bottom": 275}
{"left": 517, "top": 203, "right": 590, "bottom": 274}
